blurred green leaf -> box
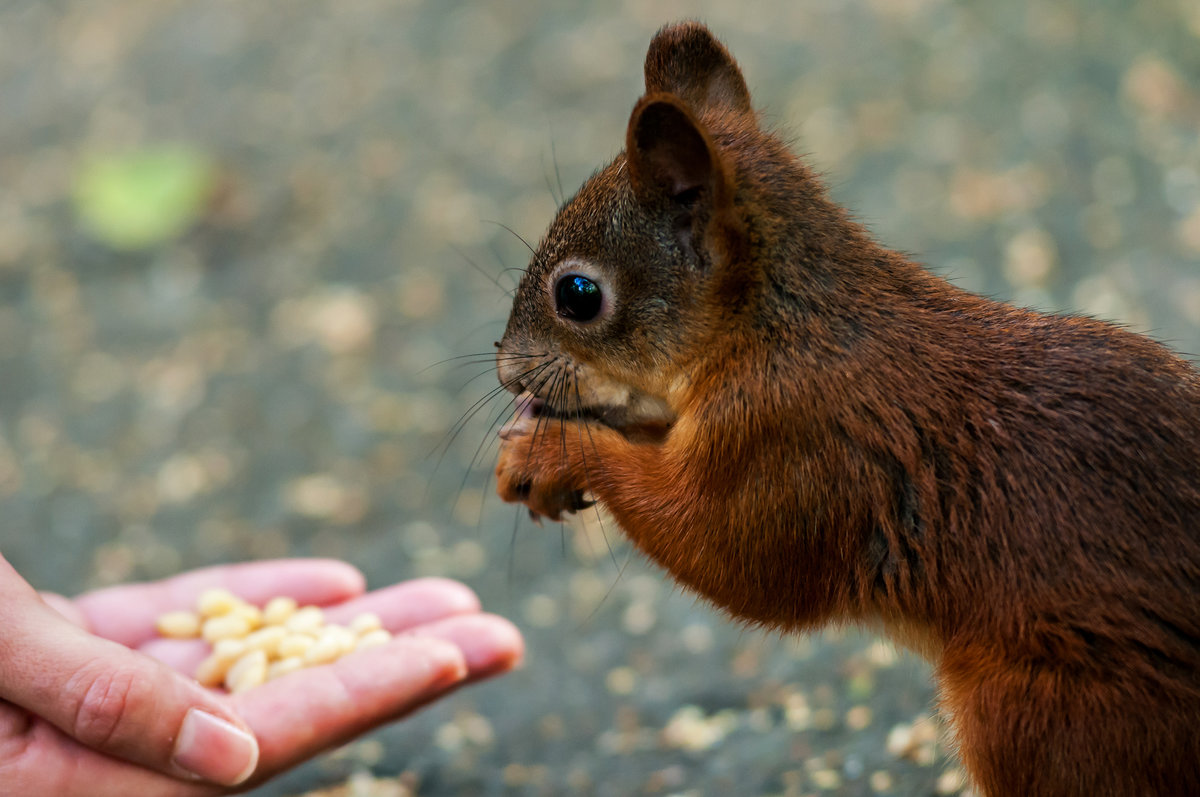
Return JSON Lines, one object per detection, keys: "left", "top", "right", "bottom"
{"left": 847, "top": 672, "right": 876, "bottom": 700}
{"left": 73, "top": 146, "right": 216, "bottom": 251}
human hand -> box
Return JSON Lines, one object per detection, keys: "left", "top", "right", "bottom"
{"left": 0, "top": 555, "right": 523, "bottom": 795}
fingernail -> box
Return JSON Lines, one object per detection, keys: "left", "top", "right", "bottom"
{"left": 172, "top": 708, "right": 259, "bottom": 786}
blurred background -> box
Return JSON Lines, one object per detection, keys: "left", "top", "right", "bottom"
{"left": 1, "top": 1, "right": 1197, "bottom": 795}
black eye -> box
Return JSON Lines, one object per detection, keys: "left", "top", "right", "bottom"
{"left": 554, "top": 274, "right": 603, "bottom": 322}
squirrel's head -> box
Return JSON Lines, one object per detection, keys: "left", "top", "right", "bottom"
{"left": 497, "top": 22, "right": 778, "bottom": 437}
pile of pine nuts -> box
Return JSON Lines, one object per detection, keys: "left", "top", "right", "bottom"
{"left": 155, "top": 588, "right": 392, "bottom": 693}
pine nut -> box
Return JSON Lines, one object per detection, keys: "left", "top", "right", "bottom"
{"left": 357, "top": 628, "right": 393, "bottom": 650}
{"left": 225, "top": 649, "right": 269, "bottom": 693}
{"left": 302, "top": 633, "right": 343, "bottom": 666}
{"left": 266, "top": 656, "right": 305, "bottom": 681}
{"left": 262, "top": 595, "right": 298, "bottom": 625}
{"left": 243, "top": 625, "right": 286, "bottom": 657}
{"left": 278, "top": 632, "right": 315, "bottom": 658}
{"left": 196, "top": 587, "right": 240, "bottom": 618}
{"left": 284, "top": 605, "right": 325, "bottom": 634}
{"left": 202, "top": 613, "right": 252, "bottom": 643}
{"left": 350, "top": 612, "right": 383, "bottom": 636}
{"left": 159, "top": 591, "right": 399, "bottom": 693}
{"left": 155, "top": 610, "right": 201, "bottom": 639}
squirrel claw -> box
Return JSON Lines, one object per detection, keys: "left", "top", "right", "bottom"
{"left": 568, "top": 490, "right": 595, "bottom": 512}
{"left": 496, "top": 411, "right": 599, "bottom": 524}
{"left": 516, "top": 483, "right": 580, "bottom": 523}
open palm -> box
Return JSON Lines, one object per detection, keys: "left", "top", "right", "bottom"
{"left": 0, "top": 556, "right": 523, "bottom": 795}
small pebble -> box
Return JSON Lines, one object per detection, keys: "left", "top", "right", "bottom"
{"left": 937, "top": 767, "right": 968, "bottom": 794}
{"left": 810, "top": 768, "right": 842, "bottom": 791}
{"left": 846, "top": 705, "right": 873, "bottom": 730}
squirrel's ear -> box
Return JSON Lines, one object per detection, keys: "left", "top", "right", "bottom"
{"left": 643, "top": 22, "right": 752, "bottom": 118}
{"left": 626, "top": 96, "right": 723, "bottom": 204}
{"left": 626, "top": 96, "right": 740, "bottom": 261}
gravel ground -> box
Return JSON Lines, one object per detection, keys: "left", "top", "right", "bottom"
{"left": 1, "top": 2, "right": 1197, "bottom": 795}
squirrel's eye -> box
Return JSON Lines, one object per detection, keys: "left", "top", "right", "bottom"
{"left": 554, "top": 275, "right": 603, "bottom": 322}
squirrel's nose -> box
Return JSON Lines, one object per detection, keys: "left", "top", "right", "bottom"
{"left": 496, "top": 358, "right": 528, "bottom": 396}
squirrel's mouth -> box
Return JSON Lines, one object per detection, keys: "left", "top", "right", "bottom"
{"left": 503, "top": 392, "right": 673, "bottom": 444}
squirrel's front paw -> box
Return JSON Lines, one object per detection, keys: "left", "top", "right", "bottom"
{"left": 495, "top": 399, "right": 595, "bottom": 522}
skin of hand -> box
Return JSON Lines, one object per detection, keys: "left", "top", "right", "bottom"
{"left": 0, "top": 555, "right": 524, "bottom": 796}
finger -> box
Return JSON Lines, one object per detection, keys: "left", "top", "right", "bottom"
{"left": 400, "top": 612, "right": 526, "bottom": 679}
{"left": 134, "top": 638, "right": 220, "bottom": 677}
{"left": 233, "top": 636, "right": 469, "bottom": 784}
{"left": 0, "top": 557, "right": 258, "bottom": 786}
{"left": 0, "top": 701, "right": 212, "bottom": 797}
{"left": 137, "top": 577, "right": 485, "bottom": 676}
{"left": 75, "top": 559, "right": 367, "bottom": 647}
{"left": 322, "top": 577, "right": 481, "bottom": 627}
{"left": 40, "top": 591, "right": 88, "bottom": 627}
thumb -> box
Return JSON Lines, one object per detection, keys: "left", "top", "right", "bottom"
{"left": 0, "top": 556, "right": 259, "bottom": 786}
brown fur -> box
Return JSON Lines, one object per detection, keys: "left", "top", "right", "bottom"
{"left": 494, "top": 22, "right": 1200, "bottom": 796}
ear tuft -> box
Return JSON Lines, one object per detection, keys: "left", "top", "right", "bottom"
{"left": 644, "top": 22, "right": 753, "bottom": 117}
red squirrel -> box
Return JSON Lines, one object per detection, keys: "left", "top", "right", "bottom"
{"left": 493, "top": 22, "right": 1200, "bottom": 796}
